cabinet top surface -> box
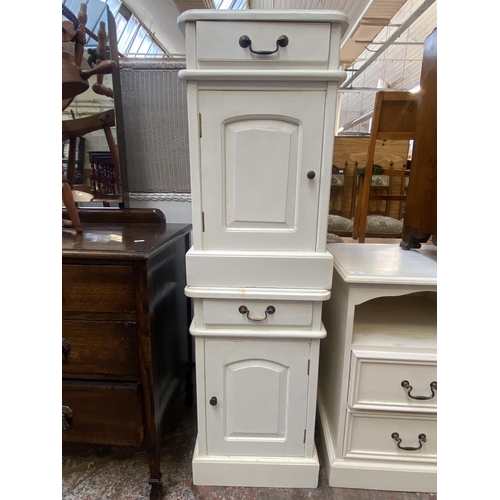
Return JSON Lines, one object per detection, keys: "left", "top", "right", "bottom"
{"left": 327, "top": 243, "right": 437, "bottom": 286}
{"left": 177, "top": 9, "right": 349, "bottom": 35}
{"left": 62, "top": 223, "right": 191, "bottom": 261}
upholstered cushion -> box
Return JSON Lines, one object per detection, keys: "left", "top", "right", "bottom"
{"left": 331, "top": 174, "right": 344, "bottom": 187}
{"left": 371, "top": 175, "right": 390, "bottom": 187}
{"left": 328, "top": 214, "right": 403, "bottom": 235}
{"left": 364, "top": 215, "right": 403, "bottom": 234}
{"left": 327, "top": 233, "right": 345, "bottom": 243}
{"left": 328, "top": 215, "right": 353, "bottom": 233}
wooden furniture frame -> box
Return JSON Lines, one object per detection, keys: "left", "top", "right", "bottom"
{"left": 352, "top": 91, "right": 417, "bottom": 243}
{"left": 400, "top": 29, "right": 437, "bottom": 249}
{"left": 62, "top": 208, "right": 192, "bottom": 500}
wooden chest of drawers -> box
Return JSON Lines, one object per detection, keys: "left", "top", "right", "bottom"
{"left": 62, "top": 211, "right": 191, "bottom": 499}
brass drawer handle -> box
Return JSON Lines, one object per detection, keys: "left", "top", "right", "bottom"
{"left": 391, "top": 432, "right": 427, "bottom": 451}
{"left": 401, "top": 380, "right": 437, "bottom": 400}
{"left": 239, "top": 305, "right": 275, "bottom": 321}
{"left": 239, "top": 34, "right": 289, "bottom": 55}
{"left": 62, "top": 338, "right": 70, "bottom": 361}
{"left": 62, "top": 406, "right": 73, "bottom": 429}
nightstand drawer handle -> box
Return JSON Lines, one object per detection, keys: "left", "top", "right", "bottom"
{"left": 209, "top": 397, "right": 218, "bottom": 406}
{"left": 238, "top": 305, "right": 276, "bottom": 321}
{"left": 62, "top": 338, "right": 70, "bottom": 361}
{"left": 391, "top": 432, "right": 427, "bottom": 451}
{"left": 401, "top": 380, "right": 437, "bottom": 400}
{"left": 239, "top": 35, "right": 289, "bottom": 55}
{"left": 62, "top": 406, "right": 73, "bottom": 429}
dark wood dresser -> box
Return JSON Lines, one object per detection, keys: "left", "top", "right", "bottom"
{"left": 62, "top": 209, "right": 191, "bottom": 499}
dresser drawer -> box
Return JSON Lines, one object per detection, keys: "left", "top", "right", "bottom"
{"left": 349, "top": 352, "right": 437, "bottom": 412}
{"left": 62, "top": 381, "right": 143, "bottom": 446}
{"left": 345, "top": 411, "right": 436, "bottom": 461}
{"left": 62, "top": 321, "right": 139, "bottom": 380}
{"left": 200, "top": 298, "right": 318, "bottom": 330}
{"left": 62, "top": 264, "right": 135, "bottom": 313}
{"left": 196, "top": 21, "right": 331, "bottom": 69}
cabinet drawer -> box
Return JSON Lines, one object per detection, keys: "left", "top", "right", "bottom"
{"left": 196, "top": 21, "right": 331, "bottom": 69}
{"left": 62, "top": 264, "right": 135, "bottom": 313}
{"left": 345, "top": 411, "right": 436, "bottom": 461}
{"left": 349, "top": 352, "right": 437, "bottom": 412}
{"left": 62, "top": 321, "right": 139, "bottom": 380}
{"left": 62, "top": 381, "right": 143, "bottom": 446}
{"left": 201, "top": 298, "right": 316, "bottom": 329}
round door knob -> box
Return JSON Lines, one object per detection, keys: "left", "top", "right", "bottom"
{"left": 209, "top": 396, "right": 218, "bottom": 406}
{"left": 307, "top": 171, "right": 316, "bottom": 179}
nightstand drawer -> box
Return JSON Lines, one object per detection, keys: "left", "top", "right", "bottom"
{"left": 62, "top": 264, "right": 135, "bottom": 313}
{"left": 345, "top": 411, "right": 436, "bottom": 461}
{"left": 201, "top": 298, "right": 317, "bottom": 329}
{"left": 62, "top": 321, "right": 139, "bottom": 380}
{"left": 196, "top": 21, "right": 331, "bottom": 69}
{"left": 62, "top": 381, "right": 143, "bottom": 446}
{"left": 349, "top": 352, "right": 437, "bottom": 412}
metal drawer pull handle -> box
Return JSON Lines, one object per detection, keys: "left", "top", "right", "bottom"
{"left": 62, "top": 338, "right": 70, "bottom": 361}
{"left": 401, "top": 380, "right": 437, "bottom": 400}
{"left": 238, "top": 305, "right": 276, "bottom": 321}
{"left": 391, "top": 432, "right": 427, "bottom": 451}
{"left": 62, "top": 406, "right": 73, "bottom": 429}
{"left": 239, "top": 35, "right": 289, "bottom": 55}
{"left": 210, "top": 397, "right": 218, "bottom": 406}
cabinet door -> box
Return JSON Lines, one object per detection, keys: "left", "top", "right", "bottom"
{"left": 199, "top": 90, "right": 326, "bottom": 251}
{"left": 205, "top": 340, "right": 310, "bottom": 457}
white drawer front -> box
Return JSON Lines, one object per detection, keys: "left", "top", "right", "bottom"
{"left": 349, "top": 352, "right": 437, "bottom": 412}
{"left": 345, "top": 411, "right": 436, "bottom": 462}
{"left": 196, "top": 21, "right": 331, "bottom": 69}
{"left": 202, "top": 298, "right": 316, "bottom": 329}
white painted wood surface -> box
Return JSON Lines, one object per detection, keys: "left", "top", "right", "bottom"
{"left": 199, "top": 90, "right": 325, "bottom": 251}
{"left": 205, "top": 340, "right": 310, "bottom": 457}
{"left": 180, "top": 11, "right": 346, "bottom": 488}
{"left": 177, "top": 10, "right": 349, "bottom": 37}
{"left": 318, "top": 243, "right": 437, "bottom": 492}
{"left": 185, "top": 248, "right": 334, "bottom": 289}
{"left": 196, "top": 21, "right": 331, "bottom": 68}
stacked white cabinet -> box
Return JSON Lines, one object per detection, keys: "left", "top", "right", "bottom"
{"left": 318, "top": 244, "right": 437, "bottom": 492}
{"left": 177, "top": 9, "right": 348, "bottom": 487}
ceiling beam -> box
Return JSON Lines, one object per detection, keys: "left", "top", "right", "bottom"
{"left": 342, "top": 0, "right": 436, "bottom": 88}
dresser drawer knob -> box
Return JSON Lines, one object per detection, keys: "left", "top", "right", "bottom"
{"left": 401, "top": 380, "right": 437, "bottom": 400}
{"left": 209, "top": 397, "right": 218, "bottom": 406}
{"left": 62, "top": 338, "right": 70, "bottom": 361}
{"left": 307, "top": 170, "right": 316, "bottom": 179}
{"left": 238, "top": 34, "right": 289, "bottom": 55}
{"left": 391, "top": 432, "right": 427, "bottom": 451}
{"left": 62, "top": 406, "right": 73, "bottom": 429}
{"left": 238, "top": 305, "right": 275, "bottom": 321}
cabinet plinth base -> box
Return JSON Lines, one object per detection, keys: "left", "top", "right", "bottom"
{"left": 192, "top": 437, "right": 320, "bottom": 488}
{"left": 317, "top": 396, "right": 437, "bottom": 493}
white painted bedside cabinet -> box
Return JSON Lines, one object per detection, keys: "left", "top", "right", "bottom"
{"left": 318, "top": 243, "right": 437, "bottom": 492}
{"left": 177, "top": 9, "right": 348, "bottom": 487}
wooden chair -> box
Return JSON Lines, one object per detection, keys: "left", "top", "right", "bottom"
{"left": 352, "top": 91, "right": 417, "bottom": 242}
{"left": 329, "top": 162, "right": 347, "bottom": 215}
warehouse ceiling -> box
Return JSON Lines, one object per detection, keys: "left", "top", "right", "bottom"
{"left": 63, "top": 0, "right": 437, "bottom": 133}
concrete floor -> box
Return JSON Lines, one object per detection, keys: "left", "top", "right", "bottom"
{"left": 62, "top": 382, "right": 437, "bottom": 500}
